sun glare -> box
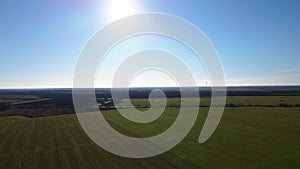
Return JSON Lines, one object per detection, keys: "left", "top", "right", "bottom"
{"left": 104, "top": 0, "right": 140, "bottom": 22}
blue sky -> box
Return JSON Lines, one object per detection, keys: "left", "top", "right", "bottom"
{"left": 0, "top": 0, "right": 299, "bottom": 88}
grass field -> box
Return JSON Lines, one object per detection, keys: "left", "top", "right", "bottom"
{"left": 0, "top": 106, "right": 300, "bottom": 168}
{"left": 0, "top": 98, "right": 51, "bottom": 105}
{"left": 10, "top": 98, "right": 51, "bottom": 105}
{"left": 119, "top": 96, "right": 300, "bottom": 107}
{"left": 0, "top": 100, "right": 19, "bottom": 104}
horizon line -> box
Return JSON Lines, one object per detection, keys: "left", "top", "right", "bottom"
{"left": 0, "top": 84, "right": 300, "bottom": 90}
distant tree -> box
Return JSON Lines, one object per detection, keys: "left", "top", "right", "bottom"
{"left": 279, "top": 103, "right": 293, "bottom": 107}
{"left": 0, "top": 103, "right": 10, "bottom": 111}
{"left": 226, "top": 103, "right": 236, "bottom": 107}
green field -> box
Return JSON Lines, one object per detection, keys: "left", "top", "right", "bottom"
{"left": 119, "top": 96, "right": 300, "bottom": 107}
{"left": 0, "top": 98, "right": 50, "bottom": 105}
{"left": 0, "top": 100, "right": 19, "bottom": 104}
{"left": 0, "top": 106, "right": 300, "bottom": 168}
{"left": 10, "top": 98, "right": 51, "bottom": 105}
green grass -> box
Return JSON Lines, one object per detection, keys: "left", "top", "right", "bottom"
{"left": 225, "top": 96, "right": 300, "bottom": 106}
{"left": 102, "top": 107, "right": 300, "bottom": 168}
{"left": 1, "top": 106, "right": 300, "bottom": 168}
{"left": 118, "top": 96, "right": 300, "bottom": 107}
{"left": 0, "top": 114, "right": 195, "bottom": 169}
{"left": 10, "top": 98, "right": 51, "bottom": 105}
{"left": 0, "top": 100, "right": 20, "bottom": 104}
{"left": 0, "top": 98, "right": 51, "bottom": 105}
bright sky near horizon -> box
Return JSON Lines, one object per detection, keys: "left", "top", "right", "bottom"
{"left": 0, "top": 0, "right": 299, "bottom": 88}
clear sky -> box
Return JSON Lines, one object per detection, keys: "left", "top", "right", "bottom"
{"left": 0, "top": 0, "right": 299, "bottom": 88}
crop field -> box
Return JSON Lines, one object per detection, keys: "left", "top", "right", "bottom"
{"left": 119, "top": 96, "right": 300, "bottom": 107}
{"left": 0, "top": 100, "right": 299, "bottom": 168}
{"left": 10, "top": 98, "right": 51, "bottom": 105}
{"left": 0, "top": 98, "right": 51, "bottom": 105}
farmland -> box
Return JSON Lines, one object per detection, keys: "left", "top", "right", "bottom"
{"left": 118, "top": 96, "right": 300, "bottom": 107}
{"left": 0, "top": 107, "right": 299, "bottom": 169}
{"left": 0, "top": 87, "right": 300, "bottom": 169}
